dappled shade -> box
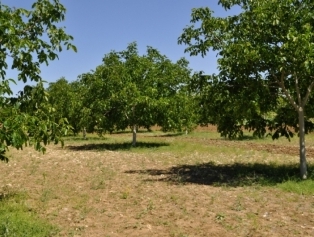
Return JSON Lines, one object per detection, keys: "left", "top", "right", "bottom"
{"left": 125, "top": 162, "right": 314, "bottom": 187}
{"left": 63, "top": 136, "right": 108, "bottom": 142}
{"left": 66, "top": 141, "right": 169, "bottom": 151}
{"left": 151, "top": 132, "right": 186, "bottom": 138}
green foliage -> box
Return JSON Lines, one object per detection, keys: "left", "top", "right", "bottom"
{"left": 0, "top": 82, "right": 71, "bottom": 159}
{"left": 79, "top": 42, "right": 197, "bottom": 137}
{"left": 189, "top": 72, "right": 277, "bottom": 139}
{"left": 47, "top": 78, "right": 88, "bottom": 135}
{"left": 0, "top": 0, "right": 76, "bottom": 82}
{"left": 0, "top": 0, "right": 75, "bottom": 160}
{"left": 179, "top": 0, "right": 314, "bottom": 139}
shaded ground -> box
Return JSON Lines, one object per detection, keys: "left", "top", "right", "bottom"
{"left": 66, "top": 141, "right": 169, "bottom": 151}
{"left": 1, "top": 129, "right": 314, "bottom": 236}
{"left": 126, "top": 162, "right": 310, "bottom": 186}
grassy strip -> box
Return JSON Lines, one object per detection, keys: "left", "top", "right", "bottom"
{"left": 278, "top": 179, "right": 314, "bottom": 195}
{"left": 0, "top": 190, "right": 59, "bottom": 237}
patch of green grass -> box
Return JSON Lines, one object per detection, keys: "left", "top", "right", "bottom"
{"left": 0, "top": 192, "right": 59, "bottom": 237}
{"left": 277, "top": 179, "right": 314, "bottom": 195}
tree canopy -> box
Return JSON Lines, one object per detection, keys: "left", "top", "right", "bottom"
{"left": 79, "top": 42, "right": 196, "bottom": 145}
{"left": 47, "top": 78, "right": 88, "bottom": 135}
{"left": 179, "top": 0, "right": 314, "bottom": 178}
{"left": 0, "top": 0, "right": 76, "bottom": 160}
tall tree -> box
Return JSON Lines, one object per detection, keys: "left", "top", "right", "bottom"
{"left": 178, "top": 0, "right": 314, "bottom": 179}
{"left": 0, "top": 0, "right": 76, "bottom": 160}
{"left": 80, "top": 42, "right": 195, "bottom": 146}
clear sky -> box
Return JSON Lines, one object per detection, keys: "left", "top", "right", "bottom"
{"left": 3, "top": 0, "right": 241, "bottom": 94}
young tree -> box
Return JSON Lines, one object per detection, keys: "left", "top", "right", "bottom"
{"left": 0, "top": 0, "right": 76, "bottom": 160}
{"left": 80, "top": 42, "right": 196, "bottom": 146}
{"left": 178, "top": 0, "right": 314, "bottom": 178}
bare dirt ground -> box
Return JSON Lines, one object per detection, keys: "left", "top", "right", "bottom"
{"left": 1, "top": 127, "right": 314, "bottom": 237}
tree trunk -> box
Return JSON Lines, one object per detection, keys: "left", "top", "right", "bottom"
{"left": 298, "top": 107, "right": 307, "bottom": 179}
{"left": 83, "top": 127, "right": 87, "bottom": 140}
{"left": 132, "top": 124, "right": 137, "bottom": 147}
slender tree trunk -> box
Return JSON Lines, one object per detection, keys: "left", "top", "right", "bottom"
{"left": 298, "top": 107, "right": 307, "bottom": 179}
{"left": 132, "top": 124, "right": 137, "bottom": 146}
{"left": 275, "top": 72, "right": 311, "bottom": 179}
{"left": 83, "top": 127, "right": 86, "bottom": 140}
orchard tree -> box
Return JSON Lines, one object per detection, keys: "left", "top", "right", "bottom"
{"left": 0, "top": 0, "right": 76, "bottom": 160}
{"left": 178, "top": 0, "right": 314, "bottom": 179}
{"left": 47, "top": 78, "right": 72, "bottom": 125}
{"left": 67, "top": 80, "right": 91, "bottom": 134}
{"left": 47, "top": 78, "right": 88, "bottom": 135}
{"left": 80, "top": 42, "right": 196, "bottom": 146}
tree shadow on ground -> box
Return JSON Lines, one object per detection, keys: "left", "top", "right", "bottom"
{"left": 217, "top": 135, "right": 268, "bottom": 141}
{"left": 125, "top": 162, "right": 313, "bottom": 187}
{"left": 112, "top": 130, "right": 152, "bottom": 134}
{"left": 64, "top": 136, "right": 107, "bottom": 141}
{"left": 232, "top": 135, "right": 267, "bottom": 141}
{"left": 0, "top": 192, "right": 15, "bottom": 202}
{"left": 151, "top": 132, "right": 185, "bottom": 138}
{"left": 66, "top": 141, "right": 169, "bottom": 151}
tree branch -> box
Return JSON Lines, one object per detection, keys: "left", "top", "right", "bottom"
{"left": 273, "top": 71, "right": 299, "bottom": 111}
{"left": 124, "top": 111, "right": 129, "bottom": 120}
{"left": 295, "top": 73, "right": 302, "bottom": 106}
{"left": 302, "top": 80, "right": 314, "bottom": 107}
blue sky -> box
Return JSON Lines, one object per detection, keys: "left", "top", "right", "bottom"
{"left": 3, "top": 0, "right": 241, "bottom": 94}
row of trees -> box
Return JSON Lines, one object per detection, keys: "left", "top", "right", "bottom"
{"left": 1, "top": 0, "right": 314, "bottom": 178}
{"left": 47, "top": 42, "right": 197, "bottom": 145}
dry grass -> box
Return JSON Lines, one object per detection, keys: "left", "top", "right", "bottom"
{"left": 1, "top": 127, "right": 314, "bottom": 236}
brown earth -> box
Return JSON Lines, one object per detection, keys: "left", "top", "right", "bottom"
{"left": 1, "top": 129, "right": 314, "bottom": 237}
